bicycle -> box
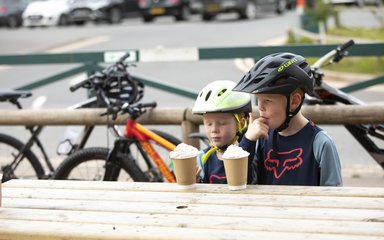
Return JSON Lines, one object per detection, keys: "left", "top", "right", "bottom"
{"left": 307, "top": 39, "right": 384, "bottom": 170}
{"left": 188, "top": 40, "right": 384, "bottom": 170}
{"left": 53, "top": 100, "right": 182, "bottom": 182}
{"left": 53, "top": 55, "right": 182, "bottom": 182}
{"left": 0, "top": 53, "right": 145, "bottom": 182}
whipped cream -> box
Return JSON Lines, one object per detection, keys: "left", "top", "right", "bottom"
{"left": 170, "top": 143, "right": 200, "bottom": 159}
{"left": 222, "top": 145, "right": 250, "bottom": 159}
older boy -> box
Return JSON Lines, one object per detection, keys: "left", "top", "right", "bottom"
{"left": 234, "top": 52, "right": 342, "bottom": 186}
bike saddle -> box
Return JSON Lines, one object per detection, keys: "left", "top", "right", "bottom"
{"left": 0, "top": 89, "right": 32, "bottom": 102}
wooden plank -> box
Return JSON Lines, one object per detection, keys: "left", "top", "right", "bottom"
{"left": 4, "top": 180, "right": 384, "bottom": 198}
{"left": 1, "top": 208, "right": 383, "bottom": 237}
{"left": 2, "top": 197, "right": 383, "bottom": 222}
{"left": 0, "top": 219, "right": 383, "bottom": 240}
{"left": 4, "top": 187, "right": 384, "bottom": 210}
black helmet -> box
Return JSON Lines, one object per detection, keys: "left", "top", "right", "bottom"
{"left": 233, "top": 52, "right": 314, "bottom": 96}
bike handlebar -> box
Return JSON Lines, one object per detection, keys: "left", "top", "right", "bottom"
{"left": 101, "top": 101, "right": 157, "bottom": 120}
{"left": 312, "top": 39, "right": 354, "bottom": 69}
{"left": 337, "top": 39, "right": 355, "bottom": 53}
{"left": 69, "top": 53, "right": 132, "bottom": 92}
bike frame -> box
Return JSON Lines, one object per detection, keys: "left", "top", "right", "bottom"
{"left": 308, "top": 40, "right": 384, "bottom": 169}
{"left": 123, "top": 119, "right": 177, "bottom": 183}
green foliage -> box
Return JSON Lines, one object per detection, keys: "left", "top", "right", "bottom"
{"left": 327, "top": 27, "right": 384, "bottom": 41}
{"left": 304, "top": 0, "right": 334, "bottom": 23}
{"left": 287, "top": 25, "right": 384, "bottom": 75}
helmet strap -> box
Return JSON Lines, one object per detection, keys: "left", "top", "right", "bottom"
{"left": 234, "top": 113, "right": 247, "bottom": 134}
{"left": 272, "top": 95, "right": 304, "bottom": 155}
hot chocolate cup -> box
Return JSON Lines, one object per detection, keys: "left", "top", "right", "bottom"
{"left": 172, "top": 156, "right": 197, "bottom": 189}
{"left": 223, "top": 156, "right": 248, "bottom": 191}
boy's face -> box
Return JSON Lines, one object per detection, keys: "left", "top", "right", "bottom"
{"left": 203, "top": 113, "right": 238, "bottom": 148}
{"left": 256, "top": 93, "right": 287, "bottom": 130}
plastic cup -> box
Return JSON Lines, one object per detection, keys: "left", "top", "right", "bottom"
{"left": 172, "top": 156, "right": 197, "bottom": 190}
{"left": 223, "top": 156, "right": 248, "bottom": 191}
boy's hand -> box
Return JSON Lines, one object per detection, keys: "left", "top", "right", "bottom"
{"left": 245, "top": 113, "right": 269, "bottom": 141}
{"left": 196, "top": 166, "right": 201, "bottom": 183}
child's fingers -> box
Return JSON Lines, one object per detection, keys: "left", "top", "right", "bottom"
{"left": 249, "top": 112, "right": 256, "bottom": 123}
{"left": 195, "top": 166, "right": 201, "bottom": 183}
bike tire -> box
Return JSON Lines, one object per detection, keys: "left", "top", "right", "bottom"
{"left": 53, "top": 130, "right": 182, "bottom": 182}
{"left": 53, "top": 147, "right": 148, "bottom": 181}
{"left": 0, "top": 133, "right": 45, "bottom": 182}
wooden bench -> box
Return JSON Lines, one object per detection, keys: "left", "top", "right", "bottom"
{"left": 1, "top": 180, "right": 383, "bottom": 239}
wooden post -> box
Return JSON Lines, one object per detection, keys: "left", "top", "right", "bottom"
{"left": 181, "top": 120, "right": 200, "bottom": 149}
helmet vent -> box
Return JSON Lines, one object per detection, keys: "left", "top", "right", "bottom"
{"left": 267, "top": 62, "right": 281, "bottom": 69}
{"left": 205, "top": 90, "right": 212, "bottom": 101}
{"left": 299, "top": 62, "right": 308, "bottom": 69}
{"left": 217, "top": 88, "right": 227, "bottom": 97}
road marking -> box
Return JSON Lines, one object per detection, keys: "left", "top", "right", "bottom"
{"left": 31, "top": 95, "right": 48, "bottom": 109}
{"left": 0, "top": 65, "right": 11, "bottom": 72}
{"left": 140, "top": 46, "right": 199, "bottom": 62}
{"left": 0, "top": 36, "right": 111, "bottom": 73}
{"left": 46, "top": 35, "right": 111, "bottom": 53}
{"left": 234, "top": 58, "right": 254, "bottom": 73}
{"left": 69, "top": 73, "right": 87, "bottom": 86}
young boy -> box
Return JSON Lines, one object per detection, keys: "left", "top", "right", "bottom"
{"left": 192, "top": 80, "right": 253, "bottom": 184}
{"left": 233, "top": 52, "right": 343, "bottom": 186}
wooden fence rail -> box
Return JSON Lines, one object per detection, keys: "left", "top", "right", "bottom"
{"left": 0, "top": 105, "right": 383, "bottom": 145}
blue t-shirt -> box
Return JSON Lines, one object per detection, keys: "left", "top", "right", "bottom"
{"left": 197, "top": 147, "right": 227, "bottom": 184}
{"left": 240, "top": 121, "right": 343, "bottom": 186}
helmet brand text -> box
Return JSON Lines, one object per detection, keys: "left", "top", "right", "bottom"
{"left": 278, "top": 58, "right": 298, "bottom": 72}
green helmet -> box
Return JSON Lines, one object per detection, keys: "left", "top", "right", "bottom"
{"left": 192, "top": 80, "right": 252, "bottom": 115}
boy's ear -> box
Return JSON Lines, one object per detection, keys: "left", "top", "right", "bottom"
{"left": 290, "top": 91, "right": 303, "bottom": 110}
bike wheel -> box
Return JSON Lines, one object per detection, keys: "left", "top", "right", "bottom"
{"left": 53, "top": 147, "right": 148, "bottom": 181}
{"left": 129, "top": 129, "right": 182, "bottom": 182}
{"left": 0, "top": 133, "right": 45, "bottom": 182}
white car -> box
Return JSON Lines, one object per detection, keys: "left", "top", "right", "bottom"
{"left": 23, "top": 0, "right": 71, "bottom": 27}
{"left": 323, "top": 0, "right": 382, "bottom": 6}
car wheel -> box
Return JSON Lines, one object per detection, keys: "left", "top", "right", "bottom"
{"left": 6, "top": 15, "right": 19, "bottom": 28}
{"left": 239, "top": 1, "right": 257, "bottom": 19}
{"left": 58, "top": 15, "right": 69, "bottom": 26}
{"left": 175, "top": 5, "right": 190, "bottom": 21}
{"left": 108, "top": 7, "right": 122, "bottom": 24}
{"left": 275, "top": 0, "right": 286, "bottom": 14}
{"left": 202, "top": 12, "right": 214, "bottom": 21}
{"left": 73, "top": 20, "right": 86, "bottom": 26}
{"left": 142, "top": 15, "right": 154, "bottom": 23}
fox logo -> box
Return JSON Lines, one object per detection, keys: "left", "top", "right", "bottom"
{"left": 209, "top": 174, "right": 227, "bottom": 184}
{"left": 264, "top": 148, "right": 303, "bottom": 179}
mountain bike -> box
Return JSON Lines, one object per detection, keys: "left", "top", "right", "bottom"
{"left": 307, "top": 39, "right": 384, "bottom": 170}
{"left": 188, "top": 40, "right": 384, "bottom": 170}
{"left": 53, "top": 55, "right": 182, "bottom": 182}
{"left": 53, "top": 100, "right": 181, "bottom": 182}
{"left": 0, "top": 53, "right": 144, "bottom": 182}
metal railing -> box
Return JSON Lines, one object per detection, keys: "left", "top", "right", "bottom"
{"left": 0, "top": 42, "right": 383, "bottom": 97}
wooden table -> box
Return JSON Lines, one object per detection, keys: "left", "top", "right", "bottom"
{"left": 1, "top": 180, "right": 384, "bottom": 240}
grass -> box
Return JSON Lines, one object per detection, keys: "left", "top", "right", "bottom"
{"left": 287, "top": 27, "right": 384, "bottom": 75}
{"left": 327, "top": 27, "right": 384, "bottom": 41}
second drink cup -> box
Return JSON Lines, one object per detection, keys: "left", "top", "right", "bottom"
{"left": 222, "top": 145, "right": 250, "bottom": 191}
{"left": 170, "top": 143, "right": 200, "bottom": 190}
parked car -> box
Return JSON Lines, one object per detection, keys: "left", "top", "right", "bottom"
{"left": 138, "top": 0, "right": 192, "bottom": 22}
{"left": 200, "top": 0, "right": 287, "bottom": 21}
{"left": 323, "top": 0, "right": 382, "bottom": 6}
{"left": 0, "top": 0, "right": 32, "bottom": 28}
{"left": 22, "top": 0, "right": 71, "bottom": 27}
{"left": 68, "top": 0, "right": 138, "bottom": 25}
